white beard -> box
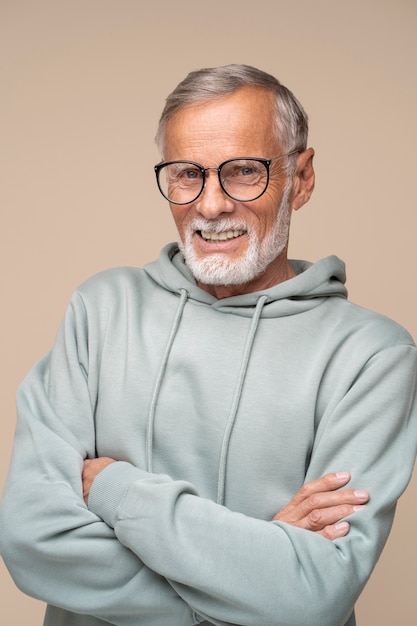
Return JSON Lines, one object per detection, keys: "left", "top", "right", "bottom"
{"left": 179, "top": 185, "right": 292, "bottom": 286}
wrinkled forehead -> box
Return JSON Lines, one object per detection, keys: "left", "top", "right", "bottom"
{"left": 162, "top": 87, "right": 280, "bottom": 161}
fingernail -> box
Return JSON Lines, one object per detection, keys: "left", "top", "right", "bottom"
{"left": 335, "top": 521, "right": 349, "bottom": 531}
{"left": 353, "top": 505, "right": 367, "bottom": 512}
{"left": 336, "top": 472, "right": 350, "bottom": 480}
{"left": 354, "top": 490, "right": 369, "bottom": 500}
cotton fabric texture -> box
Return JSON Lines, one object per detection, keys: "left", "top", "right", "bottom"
{"left": 1, "top": 243, "right": 417, "bottom": 626}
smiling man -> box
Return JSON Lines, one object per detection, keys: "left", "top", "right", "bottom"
{"left": 156, "top": 85, "right": 310, "bottom": 297}
{"left": 1, "top": 65, "right": 417, "bottom": 626}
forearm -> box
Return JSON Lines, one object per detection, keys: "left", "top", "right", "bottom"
{"left": 89, "top": 462, "right": 359, "bottom": 626}
{"left": 88, "top": 345, "right": 417, "bottom": 626}
{"left": 0, "top": 360, "right": 196, "bottom": 626}
{"left": 1, "top": 456, "right": 196, "bottom": 626}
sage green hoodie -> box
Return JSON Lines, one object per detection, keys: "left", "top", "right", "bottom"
{"left": 1, "top": 243, "right": 417, "bottom": 626}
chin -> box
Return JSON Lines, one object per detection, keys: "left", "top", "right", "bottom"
{"left": 181, "top": 245, "right": 284, "bottom": 287}
{"left": 179, "top": 200, "right": 291, "bottom": 287}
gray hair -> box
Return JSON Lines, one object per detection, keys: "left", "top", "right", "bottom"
{"left": 155, "top": 64, "right": 309, "bottom": 162}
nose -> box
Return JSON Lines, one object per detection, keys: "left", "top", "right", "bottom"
{"left": 194, "top": 170, "right": 235, "bottom": 219}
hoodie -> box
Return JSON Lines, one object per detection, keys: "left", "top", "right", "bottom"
{"left": 1, "top": 243, "right": 417, "bottom": 626}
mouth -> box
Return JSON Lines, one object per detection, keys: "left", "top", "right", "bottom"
{"left": 198, "top": 229, "right": 246, "bottom": 242}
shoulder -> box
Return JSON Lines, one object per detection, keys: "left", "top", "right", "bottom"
{"left": 66, "top": 267, "right": 160, "bottom": 320}
{"left": 75, "top": 267, "right": 147, "bottom": 300}
{"left": 330, "top": 297, "right": 415, "bottom": 351}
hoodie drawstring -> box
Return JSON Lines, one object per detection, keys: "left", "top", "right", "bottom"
{"left": 146, "top": 288, "right": 188, "bottom": 473}
{"left": 216, "top": 295, "right": 268, "bottom": 505}
{"left": 145, "top": 290, "right": 268, "bottom": 505}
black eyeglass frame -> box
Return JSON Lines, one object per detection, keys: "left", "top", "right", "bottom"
{"left": 154, "top": 150, "right": 300, "bottom": 205}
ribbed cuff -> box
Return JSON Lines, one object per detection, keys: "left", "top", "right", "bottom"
{"left": 88, "top": 461, "right": 147, "bottom": 528}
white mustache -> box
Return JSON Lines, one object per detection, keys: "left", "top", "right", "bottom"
{"left": 189, "top": 218, "right": 250, "bottom": 234}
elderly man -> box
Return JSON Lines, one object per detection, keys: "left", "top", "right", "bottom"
{"left": 1, "top": 65, "right": 417, "bottom": 626}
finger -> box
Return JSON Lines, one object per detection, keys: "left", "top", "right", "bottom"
{"left": 274, "top": 487, "right": 369, "bottom": 523}
{"left": 293, "top": 472, "right": 352, "bottom": 502}
{"left": 279, "top": 473, "right": 352, "bottom": 514}
{"left": 317, "top": 521, "right": 350, "bottom": 541}
{"left": 297, "top": 503, "right": 367, "bottom": 532}
{"left": 301, "top": 488, "right": 369, "bottom": 515}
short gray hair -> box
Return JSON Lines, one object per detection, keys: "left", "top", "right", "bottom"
{"left": 155, "top": 64, "right": 309, "bottom": 160}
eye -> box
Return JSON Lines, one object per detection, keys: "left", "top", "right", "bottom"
{"left": 240, "top": 166, "right": 256, "bottom": 177}
{"left": 229, "top": 165, "right": 255, "bottom": 178}
{"left": 223, "top": 160, "right": 264, "bottom": 183}
{"left": 172, "top": 165, "right": 203, "bottom": 185}
{"left": 182, "top": 169, "right": 200, "bottom": 180}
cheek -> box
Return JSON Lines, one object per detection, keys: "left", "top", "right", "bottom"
{"left": 249, "top": 194, "right": 281, "bottom": 234}
{"left": 170, "top": 205, "right": 186, "bottom": 229}
{"left": 169, "top": 205, "right": 194, "bottom": 243}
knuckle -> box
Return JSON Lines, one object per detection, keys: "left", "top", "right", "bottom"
{"left": 307, "top": 493, "right": 322, "bottom": 510}
{"left": 307, "top": 508, "right": 323, "bottom": 528}
{"left": 298, "top": 483, "right": 311, "bottom": 499}
{"left": 318, "top": 527, "right": 333, "bottom": 540}
{"left": 338, "top": 489, "right": 352, "bottom": 501}
{"left": 322, "top": 473, "right": 336, "bottom": 488}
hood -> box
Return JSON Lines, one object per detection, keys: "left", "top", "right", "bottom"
{"left": 144, "top": 243, "right": 348, "bottom": 318}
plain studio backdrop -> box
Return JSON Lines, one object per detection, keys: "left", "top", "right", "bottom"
{"left": 1, "top": 1, "right": 416, "bottom": 624}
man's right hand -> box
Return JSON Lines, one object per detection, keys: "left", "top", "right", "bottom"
{"left": 273, "top": 472, "right": 369, "bottom": 540}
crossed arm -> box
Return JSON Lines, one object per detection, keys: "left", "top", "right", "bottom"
{"left": 3, "top": 342, "right": 413, "bottom": 626}
{"left": 83, "top": 458, "right": 369, "bottom": 540}
{"left": 3, "top": 291, "right": 414, "bottom": 626}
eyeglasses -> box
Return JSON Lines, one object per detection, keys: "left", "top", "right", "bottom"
{"left": 154, "top": 150, "right": 300, "bottom": 205}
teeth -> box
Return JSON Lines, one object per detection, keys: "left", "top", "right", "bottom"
{"left": 201, "top": 230, "right": 245, "bottom": 241}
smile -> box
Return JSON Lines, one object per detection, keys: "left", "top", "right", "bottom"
{"left": 199, "top": 230, "right": 245, "bottom": 241}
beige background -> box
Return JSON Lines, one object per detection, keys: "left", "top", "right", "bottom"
{"left": 1, "top": 0, "right": 416, "bottom": 624}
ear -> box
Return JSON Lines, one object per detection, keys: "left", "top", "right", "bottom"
{"left": 290, "top": 148, "right": 315, "bottom": 212}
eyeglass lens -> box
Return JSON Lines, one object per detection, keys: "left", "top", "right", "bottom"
{"left": 157, "top": 159, "right": 269, "bottom": 204}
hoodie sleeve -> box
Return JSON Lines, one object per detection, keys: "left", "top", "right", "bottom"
{"left": 87, "top": 339, "right": 417, "bottom": 626}
{"left": 0, "top": 293, "right": 197, "bottom": 626}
